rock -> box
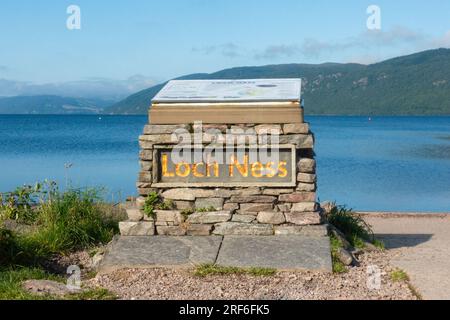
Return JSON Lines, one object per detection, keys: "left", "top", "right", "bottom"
{"left": 91, "top": 250, "right": 105, "bottom": 270}
{"left": 126, "top": 208, "right": 144, "bottom": 222}
{"left": 213, "top": 222, "right": 273, "bottom": 236}
{"left": 296, "top": 183, "right": 316, "bottom": 192}
{"left": 262, "top": 188, "right": 294, "bottom": 196}
{"left": 195, "top": 198, "right": 224, "bottom": 210}
{"left": 139, "top": 150, "right": 153, "bottom": 161}
{"left": 143, "top": 124, "right": 189, "bottom": 134}
{"left": 156, "top": 226, "right": 186, "bottom": 236}
{"left": 136, "top": 182, "right": 152, "bottom": 188}
{"left": 300, "top": 225, "right": 328, "bottom": 237}
{"left": 139, "top": 140, "right": 155, "bottom": 150}
{"left": 279, "top": 134, "right": 314, "bottom": 148}
{"left": 230, "top": 126, "right": 256, "bottom": 135}
{"left": 174, "top": 201, "right": 194, "bottom": 210}
{"left": 155, "top": 210, "right": 185, "bottom": 225}
{"left": 279, "top": 192, "right": 316, "bottom": 203}
{"left": 161, "top": 188, "right": 232, "bottom": 201}
{"left": 336, "top": 248, "right": 354, "bottom": 266}
{"left": 139, "top": 134, "right": 179, "bottom": 144}
{"left": 229, "top": 195, "right": 276, "bottom": 204}
{"left": 257, "top": 211, "right": 286, "bottom": 225}
{"left": 291, "top": 202, "right": 318, "bottom": 212}
{"left": 223, "top": 202, "right": 239, "bottom": 211}
{"left": 274, "top": 226, "right": 303, "bottom": 235}
{"left": 138, "top": 188, "right": 154, "bottom": 196}
{"left": 285, "top": 212, "right": 321, "bottom": 225}
{"left": 202, "top": 124, "right": 228, "bottom": 133}
{"left": 239, "top": 203, "right": 274, "bottom": 214}
{"left": 231, "top": 214, "right": 256, "bottom": 223}
{"left": 187, "top": 211, "right": 232, "bottom": 224}
{"left": 136, "top": 196, "right": 146, "bottom": 210}
{"left": 161, "top": 189, "right": 196, "bottom": 201}
{"left": 119, "top": 221, "right": 155, "bottom": 236}
{"left": 254, "top": 124, "right": 282, "bottom": 134}
{"left": 22, "top": 280, "right": 77, "bottom": 297}
{"left": 320, "top": 201, "right": 337, "bottom": 215}
{"left": 186, "top": 224, "right": 213, "bottom": 236}
{"left": 231, "top": 187, "right": 261, "bottom": 196}
{"left": 139, "top": 161, "right": 153, "bottom": 171}
{"left": 138, "top": 171, "right": 152, "bottom": 182}
{"left": 283, "top": 123, "right": 309, "bottom": 134}
{"left": 297, "top": 173, "right": 317, "bottom": 183}
{"left": 328, "top": 225, "right": 352, "bottom": 249}
{"left": 297, "top": 158, "right": 316, "bottom": 173}
{"left": 363, "top": 241, "right": 380, "bottom": 252}
{"left": 277, "top": 203, "right": 292, "bottom": 212}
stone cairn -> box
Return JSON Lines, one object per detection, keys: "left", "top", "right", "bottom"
{"left": 119, "top": 122, "right": 324, "bottom": 237}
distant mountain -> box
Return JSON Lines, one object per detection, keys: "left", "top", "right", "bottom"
{"left": 0, "top": 95, "right": 113, "bottom": 114}
{"left": 107, "top": 49, "right": 450, "bottom": 115}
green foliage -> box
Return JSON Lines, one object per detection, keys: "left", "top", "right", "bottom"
{"left": 107, "top": 49, "right": 450, "bottom": 116}
{"left": 329, "top": 235, "right": 347, "bottom": 274}
{"left": 143, "top": 192, "right": 173, "bottom": 218}
{"left": 0, "top": 267, "right": 63, "bottom": 300}
{"left": 0, "top": 182, "right": 119, "bottom": 267}
{"left": 194, "top": 264, "right": 276, "bottom": 277}
{"left": 180, "top": 208, "right": 194, "bottom": 217}
{"left": 0, "top": 267, "right": 117, "bottom": 300}
{"left": 326, "top": 205, "right": 374, "bottom": 247}
{"left": 390, "top": 269, "right": 409, "bottom": 282}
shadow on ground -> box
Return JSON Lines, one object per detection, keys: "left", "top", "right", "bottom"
{"left": 375, "top": 234, "right": 433, "bottom": 249}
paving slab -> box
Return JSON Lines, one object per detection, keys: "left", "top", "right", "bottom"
{"left": 98, "top": 234, "right": 332, "bottom": 274}
{"left": 98, "top": 236, "right": 223, "bottom": 273}
{"left": 364, "top": 214, "right": 450, "bottom": 300}
{"left": 216, "top": 235, "right": 332, "bottom": 272}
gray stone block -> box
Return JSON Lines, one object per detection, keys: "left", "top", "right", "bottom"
{"left": 212, "top": 222, "right": 273, "bottom": 236}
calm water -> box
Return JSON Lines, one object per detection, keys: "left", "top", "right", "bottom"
{"left": 0, "top": 115, "right": 449, "bottom": 212}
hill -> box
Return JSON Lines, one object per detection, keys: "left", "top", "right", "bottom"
{"left": 0, "top": 95, "right": 113, "bottom": 114}
{"left": 107, "top": 49, "right": 450, "bottom": 115}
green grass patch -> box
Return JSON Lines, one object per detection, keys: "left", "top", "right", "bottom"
{"left": 194, "top": 264, "right": 276, "bottom": 277}
{"left": 329, "top": 235, "right": 348, "bottom": 274}
{"left": 0, "top": 267, "right": 116, "bottom": 300}
{"left": 1, "top": 183, "right": 120, "bottom": 267}
{"left": 326, "top": 204, "right": 385, "bottom": 249}
{"left": 0, "top": 267, "right": 63, "bottom": 300}
{"left": 390, "top": 269, "right": 409, "bottom": 282}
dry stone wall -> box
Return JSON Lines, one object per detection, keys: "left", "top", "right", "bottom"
{"left": 119, "top": 122, "right": 322, "bottom": 236}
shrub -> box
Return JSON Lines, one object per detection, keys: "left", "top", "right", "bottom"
{"left": 326, "top": 204, "right": 375, "bottom": 248}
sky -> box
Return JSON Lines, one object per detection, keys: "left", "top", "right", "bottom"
{"left": 0, "top": 0, "right": 449, "bottom": 95}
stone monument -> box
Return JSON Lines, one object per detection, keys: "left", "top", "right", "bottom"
{"left": 119, "top": 79, "right": 323, "bottom": 237}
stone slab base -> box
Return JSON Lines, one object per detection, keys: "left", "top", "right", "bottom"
{"left": 98, "top": 230, "right": 332, "bottom": 274}
{"left": 216, "top": 235, "right": 331, "bottom": 272}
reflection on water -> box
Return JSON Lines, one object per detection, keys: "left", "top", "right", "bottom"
{"left": 0, "top": 115, "right": 449, "bottom": 212}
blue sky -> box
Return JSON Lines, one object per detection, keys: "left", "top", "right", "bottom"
{"left": 0, "top": 0, "right": 449, "bottom": 85}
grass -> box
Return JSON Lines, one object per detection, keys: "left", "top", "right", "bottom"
{"left": 0, "top": 182, "right": 122, "bottom": 300}
{"left": 329, "top": 235, "right": 347, "bottom": 274}
{"left": 390, "top": 269, "right": 409, "bottom": 282}
{"left": 0, "top": 267, "right": 117, "bottom": 300}
{"left": 194, "top": 264, "right": 276, "bottom": 277}
{"left": 326, "top": 204, "right": 384, "bottom": 249}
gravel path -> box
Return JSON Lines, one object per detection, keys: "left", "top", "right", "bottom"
{"left": 87, "top": 251, "right": 416, "bottom": 300}
{"left": 364, "top": 213, "right": 450, "bottom": 300}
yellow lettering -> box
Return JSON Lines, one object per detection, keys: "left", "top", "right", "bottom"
{"left": 229, "top": 155, "right": 248, "bottom": 177}
{"left": 175, "top": 162, "right": 190, "bottom": 177}
{"left": 266, "top": 162, "right": 277, "bottom": 178}
{"left": 278, "top": 161, "right": 288, "bottom": 178}
{"left": 251, "top": 162, "right": 263, "bottom": 178}
{"left": 193, "top": 163, "right": 205, "bottom": 177}
{"left": 206, "top": 162, "right": 219, "bottom": 177}
{"left": 162, "top": 154, "right": 175, "bottom": 177}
